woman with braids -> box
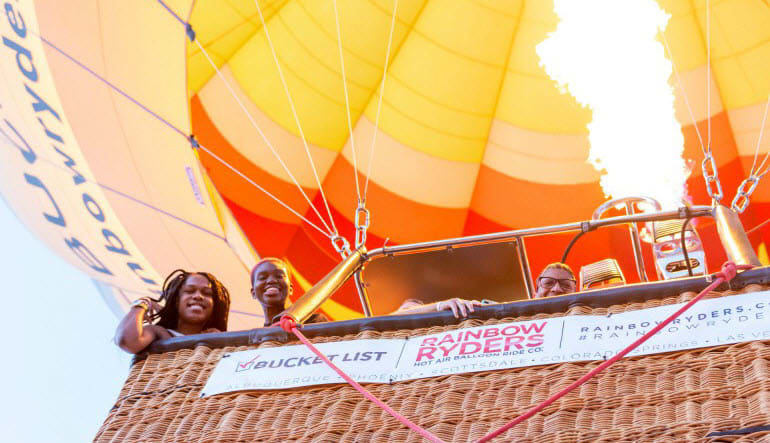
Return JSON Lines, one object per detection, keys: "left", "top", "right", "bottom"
{"left": 115, "top": 269, "right": 231, "bottom": 353}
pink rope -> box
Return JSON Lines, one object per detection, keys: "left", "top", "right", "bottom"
{"left": 476, "top": 262, "right": 751, "bottom": 442}
{"left": 280, "top": 262, "right": 749, "bottom": 442}
{"left": 280, "top": 316, "right": 445, "bottom": 443}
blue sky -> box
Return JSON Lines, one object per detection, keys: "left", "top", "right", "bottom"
{"left": 0, "top": 197, "right": 130, "bottom": 442}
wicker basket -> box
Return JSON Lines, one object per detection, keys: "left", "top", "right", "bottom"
{"left": 96, "top": 284, "right": 770, "bottom": 442}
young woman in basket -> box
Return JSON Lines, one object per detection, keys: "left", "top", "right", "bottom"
{"left": 251, "top": 257, "right": 328, "bottom": 327}
{"left": 115, "top": 269, "right": 231, "bottom": 353}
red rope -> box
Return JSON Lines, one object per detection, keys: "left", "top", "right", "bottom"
{"left": 476, "top": 262, "right": 751, "bottom": 442}
{"left": 280, "top": 262, "right": 749, "bottom": 443}
{"left": 279, "top": 316, "right": 445, "bottom": 443}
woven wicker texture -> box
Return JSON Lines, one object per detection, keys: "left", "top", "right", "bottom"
{"left": 96, "top": 284, "right": 770, "bottom": 442}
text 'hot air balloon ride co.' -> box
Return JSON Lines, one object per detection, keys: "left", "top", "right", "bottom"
{"left": 2, "top": 0, "right": 770, "bottom": 441}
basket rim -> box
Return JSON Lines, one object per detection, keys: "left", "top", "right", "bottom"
{"left": 140, "top": 266, "right": 770, "bottom": 356}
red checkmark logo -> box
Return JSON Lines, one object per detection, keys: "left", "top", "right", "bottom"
{"left": 235, "top": 354, "right": 260, "bottom": 372}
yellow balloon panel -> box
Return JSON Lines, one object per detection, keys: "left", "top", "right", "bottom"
{"left": 416, "top": 0, "right": 521, "bottom": 66}
{"left": 661, "top": 7, "right": 707, "bottom": 71}
{"left": 341, "top": 117, "right": 479, "bottom": 208}
{"left": 496, "top": 71, "right": 591, "bottom": 135}
{"left": 373, "top": 79, "right": 489, "bottom": 163}
{"left": 691, "top": 0, "right": 770, "bottom": 109}
{"left": 495, "top": 16, "right": 591, "bottom": 134}
{"left": 715, "top": 43, "right": 770, "bottom": 109}
{"left": 484, "top": 120, "right": 598, "bottom": 186}
{"left": 187, "top": 0, "right": 288, "bottom": 93}
{"left": 226, "top": 0, "right": 409, "bottom": 151}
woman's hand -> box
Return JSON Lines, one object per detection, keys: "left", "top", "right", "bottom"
{"left": 114, "top": 299, "right": 165, "bottom": 353}
{"left": 436, "top": 298, "right": 482, "bottom": 318}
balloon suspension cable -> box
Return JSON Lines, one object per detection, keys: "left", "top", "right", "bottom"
{"left": 659, "top": 28, "right": 705, "bottom": 152}
{"left": 252, "top": 0, "right": 339, "bottom": 236}
{"left": 702, "top": 0, "right": 725, "bottom": 205}
{"left": 707, "top": 0, "right": 712, "bottom": 152}
{"left": 732, "top": 91, "right": 770, "bottom": 213}
{"left": 747, "top": 91, "right": 770, "bottom": 177}
{"left": 26, "top": 27, "right": 333, "bottom": 240}
{"left": 189, "top": 29, "right": 336, "bottom": 237}
{"left": 196, "top": 143, "right": 333, "bottom": 238}
{"left": 363, "top": 0, "right": 399, "bottom": 200}
{"left": 332, "top": 0, "right": 362, "bottom": 203}
{"left": 661, "top": 18, "right": 724, "bottom": 206}
{"left": 747, "top": 217, "right": 770, "bottom": 235}
{"left": 0, "top": 127, "right": 229, "bottom": 243}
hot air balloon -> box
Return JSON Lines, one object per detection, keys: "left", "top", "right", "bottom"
{"left": 0, "top": 0, "right": 768, "bottom": 331}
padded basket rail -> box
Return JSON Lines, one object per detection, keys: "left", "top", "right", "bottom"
{"left": 96, "top": 268, "right": 770, "bottom": 442}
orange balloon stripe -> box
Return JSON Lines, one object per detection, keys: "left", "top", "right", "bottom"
{"left": 283, "top": 222, "right": 365, "bottom": 310}
{"left": 687, "top": 157, "right": 748, "bottom": 205}
{"left": 223, "top": 195, "right": 300, "bottom": 259}
{"left": 196, "top": 89, "right": 766, "bottom": 315}
{"left": 682, "top": 111, "right": 739, "bottom": 174}
{"left": 191, "top": 95, "right": 321, "bottom": 225}
{"left": 321, "top": 156, "right": 470, "bottom": 244}
{"left": 225, "top": 195, "right": 359, "bottom": 315}
{"left": 738, "top": 156, "right": 770, "bottom": 202}
{"left": 470, "top": 165, "right": 606, "bottom": 228}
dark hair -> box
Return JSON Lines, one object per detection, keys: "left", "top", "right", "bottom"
{"left": 249, "top": 257, "right": 286, "bottom": 288}
{"left": 150, "top": 269, "right": 231, "bottom": 332}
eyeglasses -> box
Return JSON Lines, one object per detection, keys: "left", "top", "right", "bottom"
{"left": 538, "top": 276, "right": 576, "bottom": 290}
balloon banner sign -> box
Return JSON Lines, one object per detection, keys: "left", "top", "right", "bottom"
{"left": 202, "top": 291, "right": 770, "bottom": 396}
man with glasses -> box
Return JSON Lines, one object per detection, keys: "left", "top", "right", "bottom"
{"left": 534, "top": 262, "right": 577, "bottom": 299}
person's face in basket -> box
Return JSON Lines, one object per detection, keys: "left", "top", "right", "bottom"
{"left": 251, "top": 260, "right": 292, "bottom": 308}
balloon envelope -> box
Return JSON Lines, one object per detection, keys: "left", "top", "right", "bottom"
{"left": 1, "top": 0, "right": 769, "bottom": 325}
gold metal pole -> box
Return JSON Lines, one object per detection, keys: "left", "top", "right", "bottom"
{"left": 282, "top": 246, "right": 368, "bottom": 324}
{"left": 713, "top": 204, "right": 761, "bottom": 266}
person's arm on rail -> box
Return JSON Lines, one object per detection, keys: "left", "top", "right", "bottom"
{"left": 393, "top": 298, "right": 482, "bottom": 318}
{"left": 115, "top": 299, "right": 170, "bottom": 353}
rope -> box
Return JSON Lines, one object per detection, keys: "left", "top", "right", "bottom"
{"left": 252, "top": 0, "right": 339, "bottom": 236}
{"left": 196, "top": 145, "right": 332, "bottom": 238}
{"left": 0, "top": 125, "right": 225, "bottom": 241}
{"left": 659, "top": 29, "right": 705, "bottom": 153}
{"left": 746, "top": 217, "right": 770, "bottom": 235}
{"left": 279, "top": 316, "right": 445, "bottom": 443}
{"left": 747, "top": 93, "right": 770, "bottom": 177}
{"left": 31, "top": 27, "right": 332, "bottom": 238}
{"left": 476, "top": 261, "right": 751, "bottom": 442}
{"left": 363, "top": 0, "right": 399, "bottom": 202}
{"left": 332, "top": 0, "right": 362, "bottom": 203}
{"left": 155, "top": 0, "right": 187, "bottom": 27}
{"left": 192, "top": 38, "right": 336, "bottom": 236}
{"left": 31, "top": 31, "right": 187, "bottom": 140}
{"left": 706, "top": 0, "right": 712, "bottom": 153}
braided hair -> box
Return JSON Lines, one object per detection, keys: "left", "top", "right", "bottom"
{"left": 149, "top": 269, "right": 231, "bottom": 332}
